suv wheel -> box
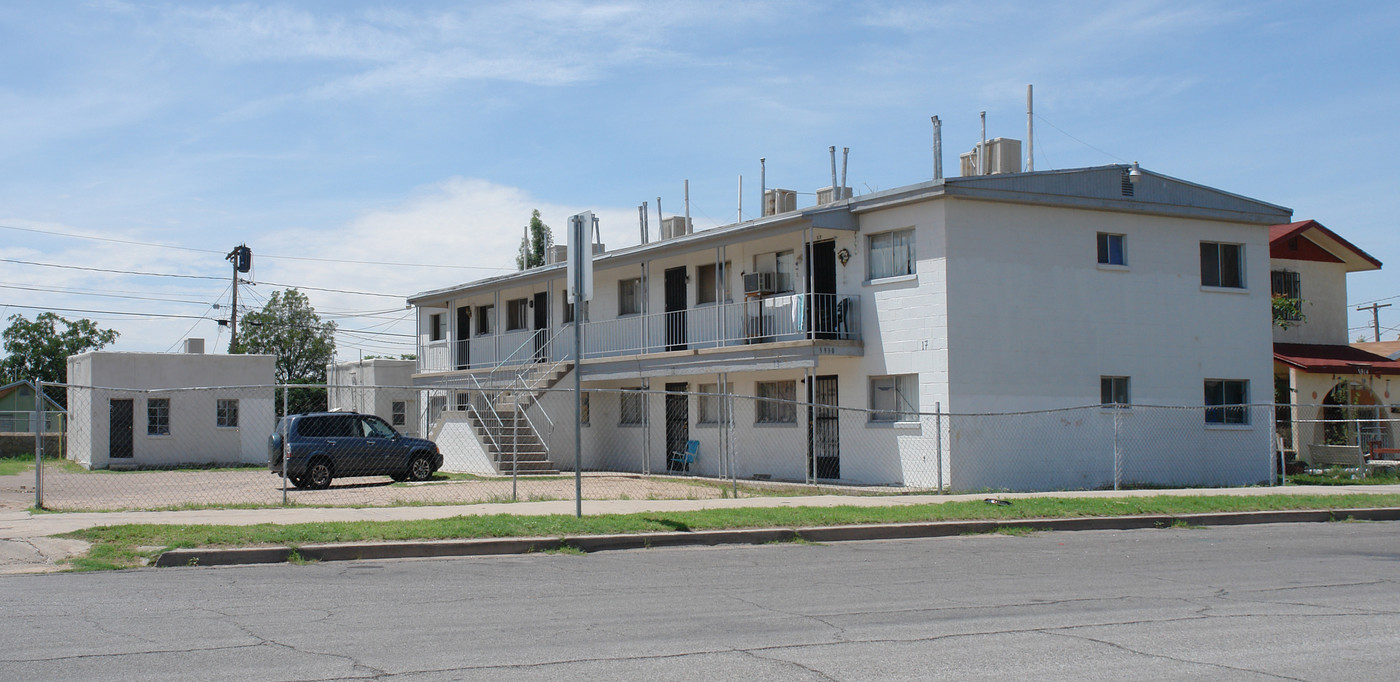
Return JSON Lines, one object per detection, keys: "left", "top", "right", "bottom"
{"left": 406, "top": 454, "right": 433, "bottom": 482}
{"left": 307, "top": 458, "right": 334, "bottom": 489}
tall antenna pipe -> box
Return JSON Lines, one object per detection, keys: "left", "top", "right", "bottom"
{"left": 737, "top": 175, "right": 743, "bottom": 223}
{"left": 1026, "top": 84, "right": 1034, "bottom": 172}
{"left": 932, "top": 116, "right": 942, "bottom": 180}
{"left": 638, "top": 202, "right": 648, "bottom": 244}
{"left": 684, "top": 179, "right": 690, "bottom": 234}
{"left": 828, "top": 146, "right": 838, "bottom": 201}
{"left": 759, "top": 158, "right": 767, "bottom": 216}
{"left": 840, "top": 147, "right": 849, "bottom": 197}
{"left": 979, "top": 111, "right": 987, "bottom": 175}
{"left": 656, "top": 197, "right": 663, "bottom": 240}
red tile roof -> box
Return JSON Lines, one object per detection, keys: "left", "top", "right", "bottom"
{"left": 1270, "top": 220, "right": 1382, "bottom": 269}
{"left": 1274, "top": 343, "right": 1400, "bottom": 375}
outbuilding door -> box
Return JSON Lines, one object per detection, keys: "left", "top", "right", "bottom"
{"left": 109, "top": 399, "right": 134, "bottom": 459}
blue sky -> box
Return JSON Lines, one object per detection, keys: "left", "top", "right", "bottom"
{"left": 2, "top": 0, "right": 1397, "bottom": 359}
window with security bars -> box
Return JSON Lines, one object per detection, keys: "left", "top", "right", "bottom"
{"left": 755, "top": 380, "right": 796, "bottom": 424}
{"left": 869, "top": 229, "right": 915, "bottom": 280}
{"left": 1200, "top": 242, "right": 1244, "bottom": 288}
{"left": 1271, "top": 270, "right": 1302, "bottom": 321}
{"left": 1100, "top": 377, "right": 1130, "bottom": 407}
{"left": 620, "top": 390, "right": 645, "bottom": 425}
{"left": 148, "top": 398, "right": 170, "bottom": 435}
{"left": 1204, "top": 379, "right": 1249, "bottom": 424}
{"left": 697, "top": 384, "right": 730, "bottom": 424}
{"left": 391, "top": 401, "right": 406, "bottom": 426}
{"left": 216, "top": 399, "right": 239, "bottom": 428}
{"left": 869, "top": 374, "right": 918, "bottom": 422}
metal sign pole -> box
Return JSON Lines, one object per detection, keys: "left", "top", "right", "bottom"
{"left": 281, "top": 385, "right": 289, "bottom": 505}
{"left": 34, "top": 379, "right": 44, "bottom": 510}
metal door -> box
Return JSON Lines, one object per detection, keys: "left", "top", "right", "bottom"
{"left": 664, "top": 266, "right": 687, "bottom": 351}
{"left": 533, "top": 291, "right": 549, "bottom": 361}
{"left": 808, "top": 376, "right": 839, "bottom": 480}
{"left": 665, "top": 382, "right": 689, "bottom": 472}
{"left": 455, "top": 306, "right": 471, "bottom": 369}
{"left": 109, "top": 399, "right": 134, "bottom": 459}
{"left": 808, "top": 241, "right": 837, "bottom": 339}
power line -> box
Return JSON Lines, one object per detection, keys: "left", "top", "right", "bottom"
{"left": 0, "top": 223, "right": 511, "bottom": 271}
{"left": 0, "top": 303, "right": 212, "bottom": 320}
{"left": 1034, "top": 113, "right": 1128, "bottom": 164}
{"left": 0, "top": 282, "right": 217, "bottom": 306}
{"left": 0, "top": 257, "right": 225, "bottom": 280}
{"left": 251, "top": 280, "right": 406, "bottom": 299}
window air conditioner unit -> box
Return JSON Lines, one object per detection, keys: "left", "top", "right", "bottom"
{"left": 744, "top": 272, "right": 777, "bottom": 295}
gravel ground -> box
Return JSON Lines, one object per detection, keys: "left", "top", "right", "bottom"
{"left": 11, "top": 466, "right": 734, "bottom": 512}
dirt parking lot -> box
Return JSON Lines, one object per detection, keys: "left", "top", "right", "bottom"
{"left": 6, "top": 466, "right": 732, "bottom": 512}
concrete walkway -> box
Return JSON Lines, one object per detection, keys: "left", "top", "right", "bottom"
{"left": 3, "top": 484, "right": 1398, "bottom": 574}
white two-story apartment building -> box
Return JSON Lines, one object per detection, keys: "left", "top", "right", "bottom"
{"left": 409, "top": 160, "right": 1293, "bottom": 490}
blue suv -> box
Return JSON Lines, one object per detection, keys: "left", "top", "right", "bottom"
{"left": 268, "top": 412, "right": 443, "bottom": 489}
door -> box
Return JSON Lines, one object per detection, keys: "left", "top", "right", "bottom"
{"left": 808, "top": 375, "right": 839, "bottom": 480}
{"left": 109, "top": 399, "right": 134, "bottom": 459}
{"left": 807, "top": 241, "right": 837, "bottom": 339}
{"left": 665, "top": 382, "right": 689, "bottom": 472}
{"left": 455, "top": 306, "right": 471, "bottom": 369}
{"left": 533, "top": 291, "right": 549, "bottom": 361}
{"left": 664, "top": 266, "right": 687, "bottom": 351}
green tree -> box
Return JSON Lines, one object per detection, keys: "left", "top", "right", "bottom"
{"left": 1272, "top": 295, "right": 1306, "bottom": 330}
{"left": 234, "top": 289, "right": 336, "bottom": 414}
{"left": 0, "top": 312, "right": 119, "bottom": 405}
{"left": 515, "top": 209, "right": 554, "bottom": 270}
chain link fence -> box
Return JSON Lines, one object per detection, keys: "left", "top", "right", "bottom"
{"left": 7, "top": 381, "right": 1398, "bottom": 512}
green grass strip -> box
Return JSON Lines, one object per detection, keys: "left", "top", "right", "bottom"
{"left": 57, "top": 493, "right": 1400, "bottom": 571}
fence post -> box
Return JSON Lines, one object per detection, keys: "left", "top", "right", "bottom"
{"left": 281, "top": 385, "right": 289, "bottom": 505}
{"left": 33, "top": 379, "right": 44, "bottom": 510}
{"left": 511, "top": 391, "right": 518, "bottom": 503}
{"left": 934, "top": 402, "right": 943, "bottom": 493}
{"left": 1112, "top": 405, "right": 1122, "bottom": 491}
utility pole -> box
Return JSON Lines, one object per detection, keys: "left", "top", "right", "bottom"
{"left": 1357, "top": 302, "right": 1392, "bottom": 342}
{"left": 226, "top": 245, "right": 252, "bottom": 352}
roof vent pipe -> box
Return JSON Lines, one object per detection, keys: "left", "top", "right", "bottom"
{"left": 932, "top": 116, "right": 942, "bottom": 180}
{"left": 840, "top": 147, "right": 849, "bottom": 197}
{"left": 759, "top": 158, "right": 767, "bottom": 216}
{"left": 684, "top": 179, "right": 690, "bottom": 234}
{"left": 638, "top": 202, "right": 649, "bottom": 244}
{"left": 737, "top": 175, "right": 743, "bottom": 223}
{"left": 656, "top": 197, "right": 663, "bottom": 241}
{"left": 1026, "top": 84, "right": 1034, "bottom": 172}
{"left": 979, "top": 111, "right": 987, "bottom": 175}
{"left": 828, "top": 146, "right": 838, "bottom": 201}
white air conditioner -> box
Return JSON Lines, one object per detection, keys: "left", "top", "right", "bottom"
{"left": 660, "top": 216, "right": 692, "bottom": 240}
{"left": 816, "top": 186, "right": 852, "bottom": 205}
{"left": 744, "top": 272, "right": 777, "bottom": 295}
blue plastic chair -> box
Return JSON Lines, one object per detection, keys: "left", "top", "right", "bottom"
{"left": 673, "top": 440, "right": 699, "bottom": 474}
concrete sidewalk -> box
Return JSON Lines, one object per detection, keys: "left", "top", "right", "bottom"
{"left": 4, "top": 484, "right": 1399, "bottom": 574}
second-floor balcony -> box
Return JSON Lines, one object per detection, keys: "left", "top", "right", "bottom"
{"left": 419, "top": 292, "right": 861, "bottom": 375}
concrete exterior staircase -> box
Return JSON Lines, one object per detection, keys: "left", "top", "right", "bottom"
{"left": 468, "top": 363, "right": 571, "bottom": 475}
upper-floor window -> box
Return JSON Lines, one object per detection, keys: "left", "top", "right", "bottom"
{"left": 1200, "top": 242, "right": 1244, "bottom": 288}
{"left": 476, "top": 305, "right": 494, "bottom": 335}
{"left": 1097, "top": 233, "right": 1126, "bottom": 266}
{"left": 869, "top": 229, "right": 915, "bottom": 280}
{"left": 429, "top": 313, "right": 446, "bottom": 341}
{"left": 696, "top": 262, "right": 732, "bottom": 305}
{"left": 619, "top": 278, "right": 642, "bottom": 316}
{"left": 506, "top": 298, "right": 528, "bottom": 331}
{"left": 752, "top": 251, "right": 795, "bottom": 293}
{"left": 1270, "top": 270, "right": 1302, "bottom": 321}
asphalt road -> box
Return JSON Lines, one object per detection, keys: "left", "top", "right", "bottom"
{"left": 2, "top": 522, "right": 1397, "bottom": 681}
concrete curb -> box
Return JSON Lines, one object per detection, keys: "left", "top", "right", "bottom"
{"left": 153, "top": 506, "right": 1400, "bottom": 568}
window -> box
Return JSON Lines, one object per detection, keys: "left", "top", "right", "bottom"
{"left": 506, "top": 298, "right": 528, "bottom": 331}
{"left": 869, "top": 229, "right": 915, "bottom": 280}
{"left": 455, "top": 391, "right": 471, "bottom": 412}
{"left": 1097, "top": 233, "right": 1126, "bottom": 266}
{"left": 620, "top": 389, "right": 645, "bottom": 425}
{"left": 1100, "top": 377, "right": 1130, "bottom": 407}
{"left": 618, "top": 278, "right": 642, "bottom": 316}
{"left": 477, "top": 305, "right": 494, "bottom": 335}
{"left": 147, "top": 398, "right": 170, "bottom": 435}
{"left": 1204, "top": 379, "right": 1249, "bottom": 424}
{"left": 869, "top": 374, "right": 918, "bottom": 422}
{"left": 753, "top": 251, "right": 795, "bottom": 293}
{"left": 216, "top": 399, "right": 239, "bottom": 428}
{"left": 698, "top": 384, "right": 730, "bottom": 424}
{"left": 756, "top": 380, "right": 796, "bottom": 424}
{"left": 1271, "top": 270, "right": 1302, "bottom": 322}
{"left": 696, "top": 263, "right": 731, "bottom": 305}
{"left": 391, "top": 401, "right": 406, "bottom": 426}
{"left": 580, "top": 392, "right": 590, "bottom": 425}
{"left": 429, "top": 313, "right": 447, "bottom": 341}
{"left": 1200, "top": 242, "right": 1244, "bottom": 288}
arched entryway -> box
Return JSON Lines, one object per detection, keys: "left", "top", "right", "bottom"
{"left": 1320, "top": 381, "right": 1388, "bottom": 450}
